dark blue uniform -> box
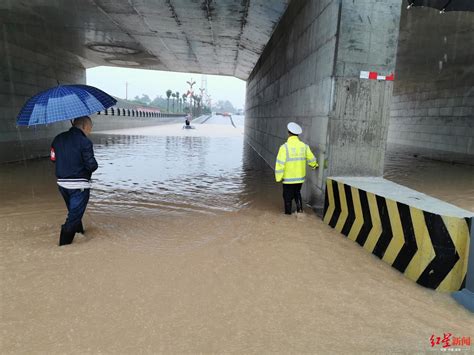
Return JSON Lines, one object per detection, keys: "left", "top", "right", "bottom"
{"left": 51, "top": 127, "right": 98, "bottom": 245}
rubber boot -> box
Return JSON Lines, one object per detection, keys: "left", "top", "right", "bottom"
{"left": 284, "top": 200, "right": 293, "bottom": 215}
{"left": 59, "top": 225, "right": 75, "bottom": 246}
{"left": 296, "top": 197, "right": 303, "bottom": 213}
{"left": 76, "top": 221, "right": 85, "bottom": 234}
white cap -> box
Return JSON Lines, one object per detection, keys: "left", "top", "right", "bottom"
{"left": 287, "top": 122, "right": 302, "bottom": 135}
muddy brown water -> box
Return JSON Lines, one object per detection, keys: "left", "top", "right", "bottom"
{"left": 1, "top": 123, "right": 472, "bottom": 353}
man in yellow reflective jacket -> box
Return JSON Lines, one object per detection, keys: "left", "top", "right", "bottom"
{"left": 275, "top": 122, "right": 318, "bottom": 215}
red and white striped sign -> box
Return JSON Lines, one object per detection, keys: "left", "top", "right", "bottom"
{"left": 360, "top": 71, "right": 394, "bottom": 81}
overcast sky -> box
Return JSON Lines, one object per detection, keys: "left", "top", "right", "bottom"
{"left": 86, "top": 66, "right": 246, "bottom": 109}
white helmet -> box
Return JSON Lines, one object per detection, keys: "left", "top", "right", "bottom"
{"left": 287, "top": 122, "right": 302, "bottom": 135}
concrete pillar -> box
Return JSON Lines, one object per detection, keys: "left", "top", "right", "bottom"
{"left": 245, "top": 0, "right": 402, "bottom": 209}
{"left": 328, "top": 0, "right": 401, "bottom": 176}
{"left": 0, "top": 23, "right": 86, "bottom": 163}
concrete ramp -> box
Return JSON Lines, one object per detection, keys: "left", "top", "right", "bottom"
{"left": 201, "top": 115, "right": 238, "bottom": 127}
{"left": 323, "top": 177, "right": 473, "bottom": 292}
{"left": 193, "top": 114, "right": 245, "bottom": 128}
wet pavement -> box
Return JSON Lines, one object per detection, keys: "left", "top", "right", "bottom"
{"left": 1, "top": 117, "right": 473, "bottom": 353}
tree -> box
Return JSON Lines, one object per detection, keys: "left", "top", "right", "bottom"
{"left": 182, "top": 93, "right": 187, "bottom": 111}
{"left": 195, "top": 95, "right": 202, "bottom": 116}
{"left": 150, "top": 95, "right": 168, "bottom": 110}
{"left": 192, "top": 95, "right": 198, "bottom": 116}
{"left": 213, "top": 100, "right": 236, "bottom": 114}
{"left": 132, "top": 94, "right": 151, "bottom": 106}
{"left": 171, "top": 93, "right": 176, "bottom": 112}
{"left": 202, "top": 105, "right": 211, "bottom": 114}
{"left": 166, "top": 89, "right": 172, "bottom": 113}
{"left": 175, "top": 91, "right": 179, "bottom": 111}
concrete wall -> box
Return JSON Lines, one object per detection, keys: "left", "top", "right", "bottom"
{"left": 1, "top": 24, "right": 86, "bottom": 162}
{"left": 245, "top": 0, "right": 340, "bottom": 207}
{"left": 389, "top": 83, "right": 473, "bottom": 158}
{"left": 388, "top": 7, "right": 474, "bottom": 162}
{"left": 245, "top": 0, "right": 402, "bottom": 209}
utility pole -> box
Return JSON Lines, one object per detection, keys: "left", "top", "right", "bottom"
{"left": 125, "top": 82, "right": 128, "bottom": 100}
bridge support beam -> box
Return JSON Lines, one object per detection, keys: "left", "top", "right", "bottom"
{"left": 245, "top": 0, "right": 402, "bottom": 209}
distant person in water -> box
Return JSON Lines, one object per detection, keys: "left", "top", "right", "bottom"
{"left": 184, "top": 114, "right": 193, "bottom": 129}
{"left": 185, "top": 113, "right": 192, "bottom": 126}
{"left": 50, "top": 116, "right": 98, "bottom": 246}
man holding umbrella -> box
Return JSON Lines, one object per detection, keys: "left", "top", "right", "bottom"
{"left": 51, "top": 116, "right": 98, "bottom": 246}
{"left": 17, "top": 83, "right": 117, "bottom": 246}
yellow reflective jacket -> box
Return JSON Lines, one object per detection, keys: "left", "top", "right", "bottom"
{"left": 275, "top": 136, "right": 318, "bottom": 184}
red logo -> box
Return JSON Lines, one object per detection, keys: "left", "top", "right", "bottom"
{"left": 50, "top": 147, "right": 56, "bottom": 161}
{"left": 430, "top": 333, "right": 471, "bottom": 351}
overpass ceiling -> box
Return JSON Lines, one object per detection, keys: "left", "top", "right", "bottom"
{"left": 1, "top": 0, "right": 290, "bottom": 80}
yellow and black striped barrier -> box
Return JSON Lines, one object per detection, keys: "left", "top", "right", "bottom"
{"left": 323, "top": 177, "right": 472, "bottom": 292}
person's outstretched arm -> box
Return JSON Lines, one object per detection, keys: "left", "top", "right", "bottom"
{"left": 306, "top": 145, "right": 318, "bottom": 170}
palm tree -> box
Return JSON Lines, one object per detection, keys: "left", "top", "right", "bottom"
{"left": 192, "top": 94, "right": 199, "bottom": 116}
{"left": 166, "top": 89, "right": 172, "bottom": 113}
{"left": 171, "top": 93, "right": 176, "bottom": 112}
{"left": 196, "top": 95, "right": 202, "bottom": 115}
{"left": 182, "top": 93, "right": 187, "bottom": 110}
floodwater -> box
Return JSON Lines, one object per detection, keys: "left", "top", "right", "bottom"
{"left": 384, "top": 148, "right": 474, "bottom": 212}
{"left": 1, "top": 117, "right": 473, "bottom": 353}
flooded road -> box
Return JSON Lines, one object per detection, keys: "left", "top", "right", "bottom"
{"left": 1, "top": 118, "right": 473, "bottom": 353}
{"left": 91, "top": 134, "right": 248, "bottom": 216}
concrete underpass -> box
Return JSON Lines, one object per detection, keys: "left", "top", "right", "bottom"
{"left": 2, "top": 0, "right": 472, "bottom": 202}
{"left": 1, "top": 0, "right": 473, "bottom": 353}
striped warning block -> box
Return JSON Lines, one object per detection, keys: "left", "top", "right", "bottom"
{"left": 323, "top": 177, "right": 473, "bottom": 292}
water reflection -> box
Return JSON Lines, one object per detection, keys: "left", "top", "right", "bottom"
{"left": 1, "top": 131, "right": 472, "bottom": 220}
{"left": 87, "top": 133, "right": 281, "bottom": 216}
{"left": 0, "top": 128, "right": 283, "bottom": 222}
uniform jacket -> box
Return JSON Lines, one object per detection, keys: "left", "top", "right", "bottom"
{"left": 275, "top": 136, "right": 318, "bottom": 184}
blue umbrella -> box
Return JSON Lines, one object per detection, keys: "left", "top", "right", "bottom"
{"left": 17, "top": 84, "right": 117, "bottom": 126}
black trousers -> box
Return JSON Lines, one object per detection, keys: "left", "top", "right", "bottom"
{"left": 282, "top": 183, "right": 303, "bottom": 215}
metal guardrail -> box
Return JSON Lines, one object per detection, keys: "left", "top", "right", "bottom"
{"left": 96, "top": 107, "right": 184, "bottom": 118}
